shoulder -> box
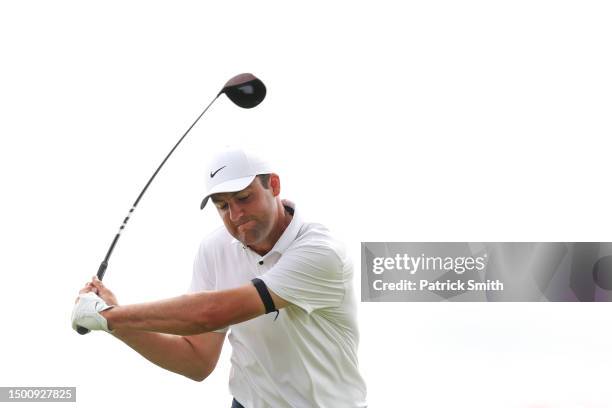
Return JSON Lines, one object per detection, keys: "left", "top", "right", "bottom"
{"left": 196, "top": 226, "right": 235, "bottom": 258}
{"left": 192, "top": 226, "right": 237, "bottom": 289}
{"left": 194, "top": 226, "right": 252, "bottom": 276}
{"left": 292, "top": 222, "right": 347, "bottom": 261}
{"left": 263, "top": 221, "right": 351, "bottom": 313}
{"left": 279, "top": 221, "right": 350, "bottom": 279}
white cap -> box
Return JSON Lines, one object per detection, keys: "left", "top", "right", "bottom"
{"left": 200, "top": 147, "right": 273, "bottom": 209}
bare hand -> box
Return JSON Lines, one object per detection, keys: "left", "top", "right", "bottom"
{"left": 76, "top": 276, "right": 119, "bottom": 306}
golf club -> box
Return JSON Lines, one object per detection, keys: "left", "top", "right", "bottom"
{"left": 76, "top": 73, "right": 267, "bottom": 335}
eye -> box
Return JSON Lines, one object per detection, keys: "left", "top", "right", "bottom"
{"left": 237, "top": 193, "right": 251, "bottom": 202}
{"left": 215, "top": 202, "right": 228, "bottom": 210}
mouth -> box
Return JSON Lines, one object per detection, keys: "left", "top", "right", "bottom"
{"left": 236, "top": 220, "right": 256, "bottom": 231}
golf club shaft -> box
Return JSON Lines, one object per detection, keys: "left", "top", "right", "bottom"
{"left": 76, "top": 94, "right": 220, "bottom": 336}
{"left": 97, "top": 93, "right": 220, "bottom": 280}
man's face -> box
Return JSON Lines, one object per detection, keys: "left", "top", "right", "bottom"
{"left": 210, "top": 176, "right": 277, "bottom": 247}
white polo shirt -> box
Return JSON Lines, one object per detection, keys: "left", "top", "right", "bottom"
{"left": 189, "top": 201, "right": 367, "bottom": 408}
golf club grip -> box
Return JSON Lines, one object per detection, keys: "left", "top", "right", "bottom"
{"left": 97, "top": 261, "right": 108, "bottom": 281}
{"left": 75, "top": 261, "right": 109, "bottom": 335}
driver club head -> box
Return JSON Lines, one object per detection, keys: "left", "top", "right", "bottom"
{"left": 220, "top": 73, "right": 266, "bottom": 109}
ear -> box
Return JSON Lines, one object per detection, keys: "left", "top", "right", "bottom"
{"left": 269, "top": 174, "right": 281, "bottom": 197}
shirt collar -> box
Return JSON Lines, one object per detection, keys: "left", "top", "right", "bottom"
{"left": 231, "top": 199, "right": 302, "bottom": 255}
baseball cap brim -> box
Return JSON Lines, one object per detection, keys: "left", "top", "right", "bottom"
{"left": 200, "top": 175, "right": 256, "bottom": 209}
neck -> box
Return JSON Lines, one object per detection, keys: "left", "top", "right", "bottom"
{"left": 249, "top": 201, "right": 292, "bottom": 256}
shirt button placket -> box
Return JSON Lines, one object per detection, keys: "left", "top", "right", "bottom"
{"left": 256, "top": 259, "right": 265, "bottom": 276}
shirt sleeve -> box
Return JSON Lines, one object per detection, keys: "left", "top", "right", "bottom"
{"left": 189, "top": 241, "right": 215, "bottom": 293}
{"left": 261, "top": 241, "right": 347, "bottom": 314}
{"left": 189, "top": 240, "right": 229, "bottom": 334}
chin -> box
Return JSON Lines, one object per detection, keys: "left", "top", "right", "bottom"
{"left": 236, "top": 231, "right": 259, "bottom": 246}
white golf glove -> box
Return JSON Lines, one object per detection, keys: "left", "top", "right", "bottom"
{"left": 71, "top": 292, "right": 114, "bottom": 333}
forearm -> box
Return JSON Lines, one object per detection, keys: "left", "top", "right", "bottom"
{"left": 101, "top": 286, "right": 263, "bottom": 335}
{"left": 102, "top": 292, "right": 217, "bottom": 335}
{"left": 111, "top": 329, "right": 213, "bottom": 381}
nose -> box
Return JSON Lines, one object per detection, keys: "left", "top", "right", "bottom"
{"left": 228, "top": 201, "right": 244, "bottom": 223}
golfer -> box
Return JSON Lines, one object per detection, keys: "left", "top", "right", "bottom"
{"left": 72, "top": 147, "right": 367, "bottom": 407}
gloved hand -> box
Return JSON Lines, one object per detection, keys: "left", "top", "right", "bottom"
{"left": 71, "top": 292, "right": 114, "bottom": 333}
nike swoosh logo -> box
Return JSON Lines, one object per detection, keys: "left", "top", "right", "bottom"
{"left": 210, "top": 166, "right": 226, "bottom": 178}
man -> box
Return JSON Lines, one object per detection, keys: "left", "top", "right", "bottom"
{"left": 73, "top": 147, "right": 367, "bottom": 407}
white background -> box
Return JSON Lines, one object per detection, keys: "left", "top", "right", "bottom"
{"left": 1, "top": 1, "right": 611, "bottom": 407}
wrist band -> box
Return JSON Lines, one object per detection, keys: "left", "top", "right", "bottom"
{"left": 251, "top": 278, "right": 279, "bottom": 321}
